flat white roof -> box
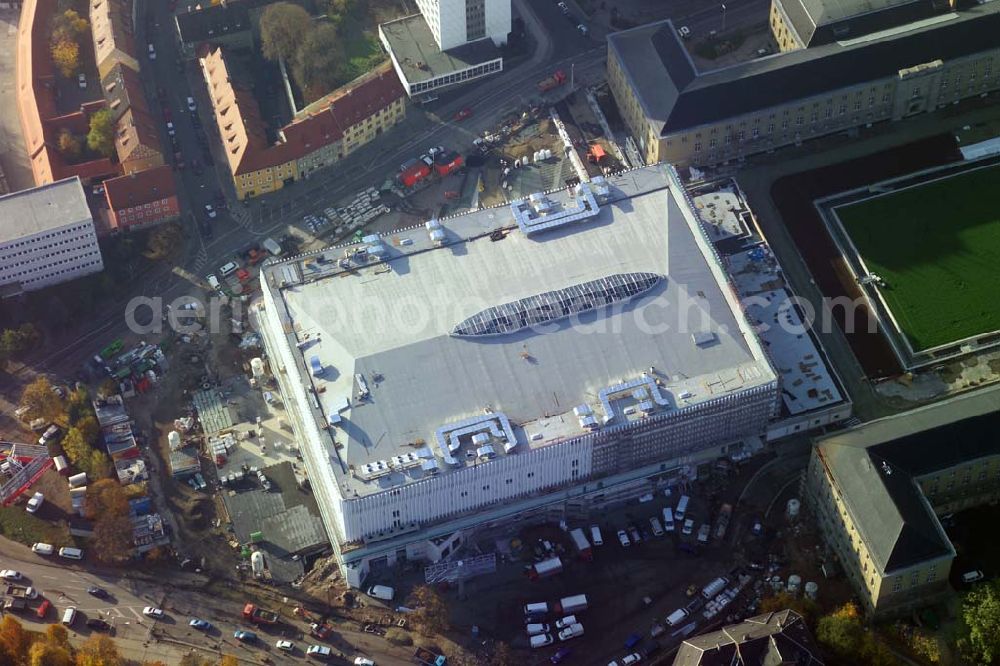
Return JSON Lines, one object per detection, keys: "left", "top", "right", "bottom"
{"left": 265, "top": 165, "right": 775, "bottom": 495}
{"left": 0, "top": 177, "right": 92, "bottom": 245}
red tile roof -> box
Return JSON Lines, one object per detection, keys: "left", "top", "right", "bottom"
{"left": 103, "top": 164, "right": 177, "bottom": 209}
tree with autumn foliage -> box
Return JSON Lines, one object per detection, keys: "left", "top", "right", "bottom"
{"left": 50, "top": 39, "right": 80, "bottom": 77}
{"left": 86, "top": 479, "right": 133, "bottom": 562}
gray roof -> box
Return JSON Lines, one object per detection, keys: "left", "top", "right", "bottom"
{"left": 175, "top": 1, "right": 251, "bottom": 44}
{"left": 380, "top": 13, "right": 501, "bottom": 85}
{"left": 777, "top": 0, "right": 938, "bottom": 46}
{"left": 266, "top": 165, "right": 774, "bottom": 497}
{"left": 674, "top": 610, "right": 824, "bottom": 666}
{"left": 815, "top": 386, "right": 1000, "bottom": 573}
{"left": 608, "top": 2, "right": 1000, "bottom": 135}
{"left": 223, "top": 462, "right": 328, "bottom": 582}
{"left": 0, "top": 177, "right": 92, "bottom": 245}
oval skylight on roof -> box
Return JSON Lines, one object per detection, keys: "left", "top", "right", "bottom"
{"left": 452, "top": 272, "right": 662, "bottom": 337}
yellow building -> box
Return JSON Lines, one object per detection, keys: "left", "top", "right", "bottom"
{"left": 607, "top": 4, "right": 1000, "bottom": 168}
{"left": 806, "top": 388, "right": 1000, "bottom": 618}
{"left": 201, "top": 47, "right": 406, "bottom": 200}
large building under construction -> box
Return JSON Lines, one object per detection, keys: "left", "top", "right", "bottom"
{"left": 255, "top": 164, "right": 781, "bottom": 586}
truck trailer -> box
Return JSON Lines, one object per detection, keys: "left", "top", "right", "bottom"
{"left": 556, "top": 594, "right": 588, "bottom": 614}
{"left": 569, "top": 528, "right": 592, "bottom": 561}
{"left": 528, "top": 556, "right": 563, "bottom": 580}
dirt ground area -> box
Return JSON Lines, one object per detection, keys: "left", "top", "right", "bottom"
{"left": 770, "top": 133, "right": 962, "bottom": 378}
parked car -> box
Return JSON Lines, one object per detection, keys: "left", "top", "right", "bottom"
{"left": 454, "top": 107, "right": 473, "bottom": 121}
{"left": 628, "top": 525, "right": 642, "bottom": 543}
{"left": 143, "top": 607, "right": 164, "bottom": 618}
{"left": 166, "top": 122, "right": 175, "bottom": 137}
{"left": 78, "top": 73, "right": 86, "bottom": 88}
{"left": 276, "top": 640, "right": 295, "bottom": 651}
{"left": 678, "top": 26, "right": 691, "bottom": 39}
{"left": 551, "top": 647, "right": 573, "bottom": 664}
{"left": 963, "top": 570, "right": 985, "bottom": 584}
{"left": 204, "top": 204, "right": 216, "bottom": 219}
{"left": 617, "top": 529, "right": 630, "bottom": 547}
{"left": 557, "top": 1, "right": 569, "bottom": 13}
{"left": 682, "top": 518, "right": 694, "bottom": 535}
{"left": 622, "top": 654, "right": 642, "bottom": 665}
{"left": 87, "top": 618, "right": 111, "bottom": 632}
{"left": 234, "top": 630, "right": 257, "bottom": 642}
{"left": 147, "top": 43, "right": 156, "bottom": 59}
{"left": 307, "top": 644, "right": 332, "bottom": 659}
{"left": 189, "top": 618, "right": 212, "bottom": 631}
{"left": 1, "top": 570, "right": 22, "bottom": 581}
{"left": 26, "top": 492, "right": 44, "bottom": 514}
{"left": 87, "top": 586, "right": 108, "bottom": 599}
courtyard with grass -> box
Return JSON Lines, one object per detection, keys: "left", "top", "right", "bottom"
{"left": 836, "top": 164, "right": 1000, "bottom": 351}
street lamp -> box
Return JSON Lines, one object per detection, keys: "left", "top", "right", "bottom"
{"left": 721, "top": 3, "right": 727, "bottom": 32}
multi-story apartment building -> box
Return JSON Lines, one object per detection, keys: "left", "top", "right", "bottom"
{"left": 806, "top": 388, "right": 1000, "bottom": 618}
{"left": 103, "top": 165, "right": 179, "bottom": 231}
{"left": 0, "top": 177, "right": 104, "bottom": 295}
{"left": 200, "top": 47, "right": 405, "bottom": 200}
{"left": 256, "top": 164, "right": 780, "bottom": 587}
{"left": 607, "top": 4, "right": 1000, "bottom": 167}
{"left": 673, "top": 610, "right": 824, "bottom": 665}
{"left": 90, "top": 0, "right": 139, "bottom": 79}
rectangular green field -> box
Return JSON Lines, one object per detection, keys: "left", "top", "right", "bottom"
{"left": 836, "top": 164, "right": 1000, "bottom": 351}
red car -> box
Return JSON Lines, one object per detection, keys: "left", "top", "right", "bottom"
{"left": 36, "top": 599, "right": 50, "bottom": 619}
{"left": 236, "top": 268, "right": 251, "bottom": 282}
{"left": 454, "top": 107, "right": 473, "bottom": 121}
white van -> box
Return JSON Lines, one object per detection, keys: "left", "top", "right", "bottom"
{"left": 666, "top": 608, "right": 690, "bottom": 626}
{"left": 206, "top": 274, "right": 221, "bottom": 291}
{"left": 524, "top": 602, "right": 549, "bottom": 619}
{"left": 662, "top": 507, "right": 675, "bottom": 532}
{"left": 366, "top": 585, "right": 394, "bottom": 601}
{"left": 530, "top": 633, "right": 554, "bottom": 648}
{"left": 219, "top": 261, "right": 239, "bottom": 277}
{"left": 62, "top": 607, "right": 77, "bottom": 626}
{"left": 526, "top": 623, "right": 550, "bottom": 636}
{"left": 58, "top": 547, "right": 83, "bottom": 560}
{"left": 31, "top": 542, "right": 54, "bottom": 556}
{"left": 590, "top": 525, "right": 604, "bottom": 546}
{"left": 675, "top": 495, "right": 690, "bottom": 521}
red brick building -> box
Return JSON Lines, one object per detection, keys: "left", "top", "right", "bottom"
{"left": 103, "top": 165, "right": 179, "bottom": 231}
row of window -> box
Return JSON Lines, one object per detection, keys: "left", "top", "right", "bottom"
{"left": 1, "top": 240, "right": 98, "bottom": 263}
{"left": 4, "top": 224, "right": 91, "bottom": 248}
{"left": 410, "top": 59, "right": 502, "bottom": 94}
{"left": 10, "top": 258, "right": 102, "bottom": 285}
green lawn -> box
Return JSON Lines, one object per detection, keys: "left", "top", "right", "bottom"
{"left": 341, "top": 24, "right": 387, "bottom": 82}
{"left": 837, "top": 165, "right": 1000, "bottom": 351}
{"left": 0, "top": 506, "right": 72, "bottom": 547}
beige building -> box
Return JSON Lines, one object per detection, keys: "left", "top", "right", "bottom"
{"left": 200, "top": 47, "right": 406, "bottom": 200}
{"left": 806, "top": 388, "right": 1000, "bottom": 618}
{"left": 770, "top": 0, "right": 939, "bottom": 52}
{"left": 607, "top": 4, "right": 1000, "bottom": 168}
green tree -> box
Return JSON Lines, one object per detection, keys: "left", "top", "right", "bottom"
{"left": 87, "top": 109, "right": 116, "bottom": 159}
{"left": 52, "top": 9, "right": 89, "bottom": 42}
{"left": 816, "top": 602, "right": 864, "bottom": 658}
{"left": 259, "top": 2, "right": 312, "bottom": 61}
{"left": 75, "top": 415, "right": 100, "bottom": 447}
{"left": 58, "top": 129, "right": 82, "bottom": 158}
{"left": 51, "top": 39, "right": 80, "bottom": 78}
{"left": 292, "top": 23, "right": 345, "bottom": 102}
{"left": 960, "top": 579, "right": 1000, "bottom": 664}
{"left": 67, "top": 388, "right": 94, "bottom": 426}
{"left": 20, "top": 376, "right": 63, "bottom": 423}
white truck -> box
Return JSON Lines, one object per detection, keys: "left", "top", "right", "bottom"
{"left": 262, "top": 237, "right": 283, "bottom": 256}
{"left": 556, "top": 594, "right": 588, "bottom": 614}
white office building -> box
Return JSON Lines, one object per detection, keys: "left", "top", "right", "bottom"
{"left": 0, "top": 177, "right": 103, "bottom": 296}
{"left": 414, "top": 0, "right": 510, "bottom": 51}
{"left": 380, "top": 0, "right": 509, "bottom": 98}
{"left": 255, "top": 164, "right": 780, "bottom": 587}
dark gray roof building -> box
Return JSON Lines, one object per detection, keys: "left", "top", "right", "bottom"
{"left": 774, "top": 0, "right": 948, "bottom": 48}
{"left": 673, "top": 610, "right": 824, "bottom": 666}
{"left": 608, "top": 1, "right": 1000, "bottom": 137}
